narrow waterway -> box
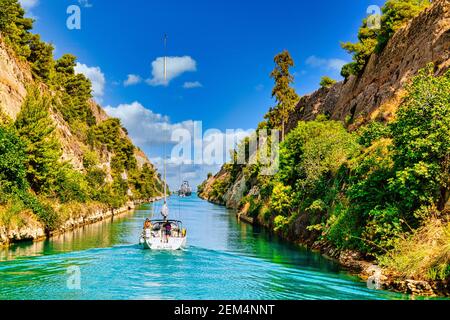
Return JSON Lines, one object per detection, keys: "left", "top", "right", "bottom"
{"left": 0, "top": 195, "right": 411, "bottom": 300}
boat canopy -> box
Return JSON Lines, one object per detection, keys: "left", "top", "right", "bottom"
{"left": 149, "top": 219, "right": 184, "bottom": 224}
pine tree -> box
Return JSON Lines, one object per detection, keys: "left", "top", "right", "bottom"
{"left": 269, "top": 50, "right": 299, "bottom": 141}
{"left": 0, "top": 0, "right": 33, "bottom": 59}
{"left": 15, "top": 88, "right": 62, "bottom": 194}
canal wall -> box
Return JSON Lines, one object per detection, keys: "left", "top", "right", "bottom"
{"left": 0, "top": 197, "right": 163, "bottom": 247}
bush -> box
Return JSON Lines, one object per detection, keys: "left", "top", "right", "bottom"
{"left": 325, "top": 204, "right": 363, "bottom": 250}
{"left": 0, "top": 126, "right": 28, "bottom": 192}
{"left": 389, "top": 65, "right": 450, "bottom": 216}
{"left": 357, "top": 121, "right": 390, "bottom": 147}
{"left": 270, "top": 182, "right": 292, "bottom": 215}
{"left": 273, "top": 215, "right": 289, "bottom": 233}
{"left": 55, "top": 166, "right": 90, "bottom": 203}
{"left": 319, "top": 76, "right": 337, "bottom": 88}
{"left": 17, "top": 189, "right": 60, "bottom": 231}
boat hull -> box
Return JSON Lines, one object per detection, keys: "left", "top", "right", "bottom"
{"left": 141, "top": 236, "right": 187, "bottom": 250}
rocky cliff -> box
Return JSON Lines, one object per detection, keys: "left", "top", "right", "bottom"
{"left": 201, "top": 0, "right": 450, "bottom": 209}
{"left": 197, "top": 0, "right": 450, "bottom": 297}
{"left": 0, "top": 34, "right": 163, "bottom": 246}
{"left": 287, "top": 0, "right": 450, "bottom": 132}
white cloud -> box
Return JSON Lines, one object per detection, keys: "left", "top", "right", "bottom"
{"left": 306, "top": 55, "right": 347, "bottom": 72}
{"left": 104, "top": 101, "right": 259, "bottom": 189}
{"left": 183, "top": 81, "right": 202, "bottom": 89}
{"left": 74, "top": 63, "right": 106, "bottom": 102}
{"left": 147, "top": 56, "right": 197, "bottom": 86}
{"left": 124, "top": 74, "right": 142, "bottom": 87}
{"left": 19, "top": 0, "right": 39, "bottom": 10}
{"left": 104, "top": 102, "right": 194, "bottom": 146}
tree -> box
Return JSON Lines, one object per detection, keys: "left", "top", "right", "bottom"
{"left": 28, "top": 34, "right": 55, "bottom": 82}
{"left": 0, "top": 0, "right": 33, "bottom": 59}
{"left": 54, "top": 54, "right": 95, "bottom": 126}
{"left": 14, "top": 88, "right": 62, "bottom": 194}
{"left": 320, "top": 76, "right": 337, "bottom": 88}
{"left": 54, "top": 54, "right": 77, "bottom": 75}
{"left": 340, "top": 17, "right": 379, "bottom": 78}
{"left": 0, "top": 126, "right": 28, "bottom": 193}
{"left": 269, "top": 50, "right": 299, "bottom": 141}
{"left": 390, "top": 65, "right": 450, "bottom": 214}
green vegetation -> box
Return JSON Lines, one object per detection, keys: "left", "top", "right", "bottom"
{"left": 204, "top": 65, "right": 450, "bottom": 281}
{"left": 0, "top": 0, "right": 163, "bottom": 233}
{"left": 341, "top": 0, "right": 431, "bottom": 79}
{"left": 0, "top": 0, "right": 55, "bottom": 81}
{"left": 319, "top": 76, "right": 337, "bottom": 88}
{"left": 265, "top": 50, "right": 299, "bottom": 140}
{"left": 54, "top": 54, "right": 96, "bottom": 127}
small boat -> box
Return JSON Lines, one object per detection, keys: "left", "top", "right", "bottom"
{"left": 178, "top": 181, "right": 192, "bottom": 197}
{"left": 139, "top": 219, "right": 187, "bottom": 250}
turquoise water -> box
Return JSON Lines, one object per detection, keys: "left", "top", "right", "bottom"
{"left": 0, "top": 195, "right": 411, "bottom": 300}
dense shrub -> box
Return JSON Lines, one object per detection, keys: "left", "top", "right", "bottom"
{"left": 0, "top": 126, "right": 28, "bottom": 192}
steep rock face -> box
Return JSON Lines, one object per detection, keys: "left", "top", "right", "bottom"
{"left": 201, "top": 0, "right": 450, "bottom": 213}
{"left": 0, "top": 36, "right": 158, "bottom": 178}
{"left": 287, "top": 0, "right": 450, "bottom": 132}
{"left": 0, "top": 36, "right": 32, "bottom": 120}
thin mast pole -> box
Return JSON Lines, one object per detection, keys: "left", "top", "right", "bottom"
{"left": 164, "top": 156, "right": 167, "bottom": 201}
{"left": 164, "top": 34, "right": 167, "bottom": 85}
{"left": 163, "top": 34, "right": 168, "bottom": 202}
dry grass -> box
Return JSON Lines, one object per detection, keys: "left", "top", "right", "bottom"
{"left": 380, "top": 218, "right": 450, "bottom": 281}
{"left": 0, "top": 202, "right": 33, "bottom": 229}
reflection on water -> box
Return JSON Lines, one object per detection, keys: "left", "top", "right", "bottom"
{"left": 0, "top": 196, "right": 416, "bottom": 300}
{"left": 0, "top": 207, "right": 146, "bottom": 261}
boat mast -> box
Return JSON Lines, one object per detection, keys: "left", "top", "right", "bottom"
{"left": 164, "top": 34, "right": 167, "bottom": 86}
{"left": 163, "top": 34, "right": 167, "bottom": 202}
{"left": 164, "top": 156, "right": 167, "bottom": 201}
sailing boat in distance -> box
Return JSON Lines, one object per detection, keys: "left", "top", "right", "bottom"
{"left": 178, "top": 181, "right": 192, "bottom": 197}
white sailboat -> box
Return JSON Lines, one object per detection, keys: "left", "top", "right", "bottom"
{"left": 139, "top": 157, "right": 187, "bottom": 250}
{"left": 139, "top": 35, "right": 187, "bottom": 250}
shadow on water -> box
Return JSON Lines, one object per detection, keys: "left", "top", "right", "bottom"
{"left": 0, "top": 195, "right": 428, "bottom": 300}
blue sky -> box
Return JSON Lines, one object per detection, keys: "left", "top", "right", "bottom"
{"left": 21, "top": 0, "right": 385, "bottom": 189}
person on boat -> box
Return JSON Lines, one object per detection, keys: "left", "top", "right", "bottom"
{"left": 144, "top": 218, "right": 152, "bottom": 230}
{"left": 163, "top": 221, "right": 172, "bottom": 243}
{"left": 161, "top": 200, "right": 169, "bottom": 221}
{"left": 143, "top": 218, "right": 152, "bottom": 239}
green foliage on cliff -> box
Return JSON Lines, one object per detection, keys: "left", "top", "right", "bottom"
{"left": 54, "top": 54, "right": 96, "bottom": 127}
{"left": 203, "top": 67, "right": 450, "bottom": 277}
{"left": 341, "top": 0, "right": 431, "bottom": 79}
{"left": 14, "top": 89, "right": 62, "bottom": 194}
{"left": 0, "top": 126, "right": 27, "bottom": 192}
{"left": 0, "top": 0, "right": 55, "bottom": 81}
{"left": 0, "top": 0, "right": 163, "bottom": 231}
{"left": 319, "top": 76, "right": 337, "bottom": 88}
